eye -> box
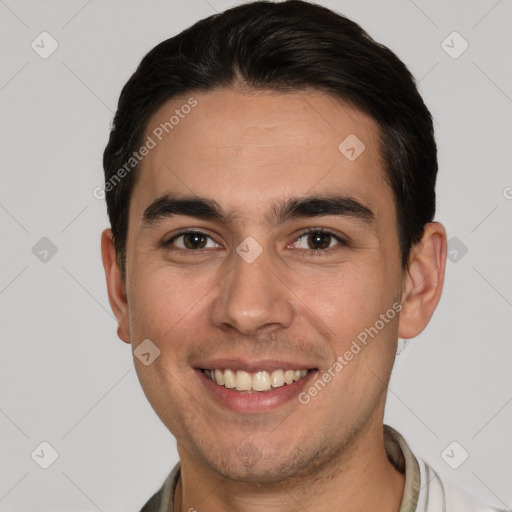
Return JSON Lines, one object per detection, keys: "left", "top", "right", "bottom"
{"left": 168, "top": 231, "right": 220, "bottom": 250}
{"left": 292, "top": 230, "right": 346, "bottom": 251}
{"left": 163, "top": 229, "right": 347, "bottom": 254}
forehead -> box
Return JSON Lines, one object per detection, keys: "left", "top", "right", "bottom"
{"left": 130, "top": 88, "right": 391, "bottom": 226}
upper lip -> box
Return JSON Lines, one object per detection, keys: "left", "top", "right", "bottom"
{"left": 194, "top": 358, "right": 317, "bottom": 373}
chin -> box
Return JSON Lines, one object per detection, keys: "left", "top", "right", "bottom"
{"left": 198, "top": 441, "right": 314, "bottom": 484}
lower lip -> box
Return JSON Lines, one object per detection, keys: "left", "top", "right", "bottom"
{"left": 196, "top": 368, "right": 318, "bottom": 413}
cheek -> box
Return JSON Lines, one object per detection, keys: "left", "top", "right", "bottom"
{"left": 127, "top": 269, "right": 210, "bottom": 412}
{"left": 295, "top": 262, "right": 399, "bottom": 421}
{"left": 133, "top": 357, "right": 195, "bottom": 444}
{"left": 129, "top": 265, "right": 213, "bottom": 340}
{"left": 293, "top": 261, "right": 389, "bottom": 349}
{"left": 128, "top": 270, "right": 205, "bottom": 435}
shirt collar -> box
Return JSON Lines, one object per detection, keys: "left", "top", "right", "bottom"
{"left": 384, "top": 425, "right": 421, "bottom": 511}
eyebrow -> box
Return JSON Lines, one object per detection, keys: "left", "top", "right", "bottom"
{"left": 140, "top": 194, "right": 375, "bottom": 230}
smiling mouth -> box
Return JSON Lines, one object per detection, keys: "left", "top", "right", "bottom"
{"left": 201, "top": 368, "right": 314, "bottom": 393}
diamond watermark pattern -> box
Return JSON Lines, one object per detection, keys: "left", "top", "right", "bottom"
{"left": 338, "top": 134, "right": 366, "bottom": 161}
{"left": 31, "top": 441, "right": 59, "bottom": 469}
{"left": 441, "top": 31, "right": 468, "bottom": 59}
{"left": 32, "top": 237, "right": 58, "bottom": 263}
{"left": 441, "top": 441, "right": 469, "bottom": 469}
{"left": 236, "top": 236, "right": 263, "bottom": 263}
{"left": 31, "top": 32, "right": 59, "bottom": 59}
{"left": 447, "top": 236, "right": 468, "bottom": 263}
{"left": 236, "top": 442, "right": 262, "bottom": 468}
{"left": 134, "top": 338, "right": 161, "bottom": 366}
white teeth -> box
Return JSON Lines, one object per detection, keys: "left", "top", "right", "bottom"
{"left": 223, "top": 369, "right": 236, "bottom": 388}
{"left": 271, "top": 369, "right": 285, "bottom": 388}
{"left": 284, "top": 370, "right": 295, "bottom": 385}
{"left": 235, "top": 370, "right": 252, "bottom": 391}
{"left": 204, "top": 368, "right": 311, "bottom": 392}
{"left": 214, "top": 369, "right": 224, "bottom": 386}
{"left": 252, "top": 371, "right": 271, "bottom": 391}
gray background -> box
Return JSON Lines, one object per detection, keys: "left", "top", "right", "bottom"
{"left": 0, "top": 0, "right": 511, "bottom": 510}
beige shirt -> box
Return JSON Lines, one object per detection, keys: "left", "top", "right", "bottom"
{"left": 139, "top": 425, "right": 505, "bottom": 512}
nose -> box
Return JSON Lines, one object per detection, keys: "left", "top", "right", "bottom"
{"left": 211, "top": 244, "right": 294, "bottom": 336}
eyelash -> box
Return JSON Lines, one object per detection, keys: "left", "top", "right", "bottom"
{"left": 162, "top": 228, "right": 349, "bottom": 255}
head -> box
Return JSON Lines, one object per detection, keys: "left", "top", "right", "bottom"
{"left": 102, "top": 0, "right": 446, "bottom": 484}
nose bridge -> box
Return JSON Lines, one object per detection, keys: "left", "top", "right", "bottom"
{"left": 212, "top": 240, "right": 293, "bottom": 335}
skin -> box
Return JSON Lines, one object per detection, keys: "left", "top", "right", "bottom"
{"left": 102, "top": 88, "right": 447, "bottom": 512}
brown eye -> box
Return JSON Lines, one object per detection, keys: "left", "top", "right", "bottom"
{"left": 307, "top": 231, "right": 332, "bottom": 250}
{"left": 167, "top": 231, "right": 219, "bottom": 250}
{"left": 291, "top": 229, "right": 347, "bottom": 252}
{"left": 182, "top": 232, "right": 208, "bottom": 249}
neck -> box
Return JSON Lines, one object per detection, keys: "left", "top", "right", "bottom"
{"left": 174, "top": 418, "right": 405, "bottom": 512}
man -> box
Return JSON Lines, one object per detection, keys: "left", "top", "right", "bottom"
{"left": 100, "top": 1, "right": 506, "bottom": 511}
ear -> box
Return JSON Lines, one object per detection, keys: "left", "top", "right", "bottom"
{"left": 101, "top": 228, "right": 131, "bottom": 344}
{"left": 398, "top": 222, "right": 447, "bottom": 339}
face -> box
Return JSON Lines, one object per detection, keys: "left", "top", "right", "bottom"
{"left": 111, "top": 88, "right": 413, "bottom": 482}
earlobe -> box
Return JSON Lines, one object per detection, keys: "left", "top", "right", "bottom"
{"left": 117, "top": 324, "right": 130, "bottom": 344}
{"left": 101, "top": 228, "right": 131, "bottom": 344}
{"left": 398, "top": 222, "right": 447, "bottom": 340}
